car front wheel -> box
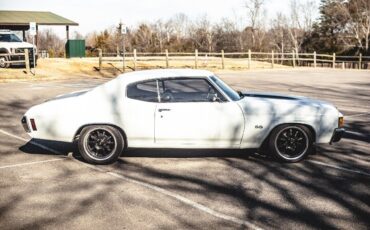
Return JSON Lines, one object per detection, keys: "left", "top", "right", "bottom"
{"left": 78, "top": 125, "right": 124, "bottom": 164}
{"left": 269, "top": 125, "right": 313, "bottom": 162}
{"left": 0, "top": 55, "right": 9, "bottom": 68}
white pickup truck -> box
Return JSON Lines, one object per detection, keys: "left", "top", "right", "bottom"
{"left": 0, "top": 30, "right": 37, "bottom": 68}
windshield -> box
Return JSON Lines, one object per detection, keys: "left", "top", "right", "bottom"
{"left": 210, "top": 76, "right": 241, "bottom": 101}
{"left": 0, "top": 34, "right": 22, "bottom": 42}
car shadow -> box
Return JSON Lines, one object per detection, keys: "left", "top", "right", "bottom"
{"left": 19, "top": 138, "right": 76, "bottom": 157}
{"left": 19, "top": 138, "right": 271, "bottom": 161}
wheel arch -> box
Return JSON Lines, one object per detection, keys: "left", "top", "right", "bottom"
{"left": 259, "top": 123, "right": 316, "bottom": 149}
{"left": 0, "top": 48, "right": 9, "bottom": 53}
{"left": 73, "top": 123, "right": 128, "bottom": 149}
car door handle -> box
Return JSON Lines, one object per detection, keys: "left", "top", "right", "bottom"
{"left": 158, "top": 108, "right": 171, "bottom": 112}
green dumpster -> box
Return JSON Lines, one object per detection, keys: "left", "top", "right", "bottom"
{"left": 65, "top": 40, "right": 85, "bottom": 58}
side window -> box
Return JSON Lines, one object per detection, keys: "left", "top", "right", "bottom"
{"left": 127, "top": 80, "right": 159, "bottom": 102}
{"left": 160, "top": 78, "right": 225, "bottom": 103}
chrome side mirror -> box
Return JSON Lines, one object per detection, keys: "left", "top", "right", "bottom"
{"left": 210, "top": 93, "right": 221, "bottom": 102}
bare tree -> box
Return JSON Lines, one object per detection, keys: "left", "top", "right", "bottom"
{"left": 347, "top": 0, "right": 370, "bottom": 51}
{"left": 288, "top": 0, "right": 317, "bottom": 53}
{"left": 190, "top": 15, "right": 214, "bottom": 52}
{"left": 36, "top": 29, "right": 64, "bottom": 57}
{"left": 270, "top": 13, "right": 290, "bottom": 61}
{"left": 244, "top": 0, "right": 266, "bottom": 49}
{"left": 243, "top": 0, "right": 268, "bottom": 51}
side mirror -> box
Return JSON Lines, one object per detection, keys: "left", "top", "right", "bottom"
{"left": 161, "top": 92, "right": 172, "bottom": 102}
{"left": 209, "top": 93, "right": 221, "bottom": 102}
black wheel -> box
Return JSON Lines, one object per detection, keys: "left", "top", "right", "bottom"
{"left": 268, "top": 125, "right": 313, "bottom": 162}
{"left": 78, "top": 125, "right": 124, "bottom": 164}
{"left": 0, "top": 55, "right": 9, "bottom": 68}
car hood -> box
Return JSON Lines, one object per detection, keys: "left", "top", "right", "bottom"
{"left": 238, "top": 91, "right": 337, "bottom": 116}
{"left": 0, "top": 41, "right": 35, "bottom": 49}
{"left": 241, "top": 90, "right": 333, "bottom": 105}
{"left": 241, "top": 91, "right": 305, "bottom": 100}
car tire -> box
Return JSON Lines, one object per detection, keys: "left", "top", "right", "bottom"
{"left": 0, "top": 55, "right": 9, "bottom": 68}
{"left": 268, "top": 124, "right": 313, "bottom": 163}
{"left": 78, "top": 125, "right": 124, "bottom": 164}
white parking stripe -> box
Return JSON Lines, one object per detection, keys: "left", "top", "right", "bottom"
{"left": 0, "top": 129, "right": 61, "bottom": 154}
{"left": 107, "top": 171, "right": 263, "bottom": 229}
{"left": 310, "top": 160, "right": 370, "bottom": 177}
{"left": 0, "top": 128, "right": 263, "bottom": 229}
{"left": 75, "top": 158, "right": 262, "bottom": 229}
{"left": 0, "top": 158, "right": 65, "bottom": 169}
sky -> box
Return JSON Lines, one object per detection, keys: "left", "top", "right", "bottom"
{"left": 1, "top": 0, "right": 320, "bottom": 38}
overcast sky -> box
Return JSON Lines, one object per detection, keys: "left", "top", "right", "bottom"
{"left": 1, "top": 0, "right": 320, "bottom": 38}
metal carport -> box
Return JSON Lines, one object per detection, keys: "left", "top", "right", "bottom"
{"left": 0, "top": 10, "right": 78, "bottom": 45}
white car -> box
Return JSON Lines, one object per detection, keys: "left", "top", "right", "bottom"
{"left": 22, "top": 69, "right": 345, "bottom": 164}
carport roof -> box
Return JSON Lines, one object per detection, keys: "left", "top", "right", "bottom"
{"left": 0, "top": 10, "right": 78, "bottom": 26}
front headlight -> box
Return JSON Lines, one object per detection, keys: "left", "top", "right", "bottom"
{"left": 338, "top": 117, "right": 344, "bottom": 128}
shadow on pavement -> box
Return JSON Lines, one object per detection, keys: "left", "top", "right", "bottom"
{"left": 19, "top": 138, "right": 76, "bottom": 156}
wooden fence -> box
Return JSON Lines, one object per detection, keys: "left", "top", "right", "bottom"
{"left": 97, "top": 49, "right": 370, "bottom": 71}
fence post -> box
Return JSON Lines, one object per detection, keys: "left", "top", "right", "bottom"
{"left": 271, "top": 50, "right": 274, "bottom": 68}
{"left": 195, "top": 49, "right": 198, "bottom": 69}
{"left": 221, "top": 50, "right": 225, "bottom": 69}
{"left": 133, "top": 49, "right": 137, "bottom": 71}
{"left": 332, "top": 53, "right": 336, "bottom": 69}
{"left": 292, "top": 50, "right": 296, "bottom": 68}
{"left": 342, "top": 62, "right": 345, "bottom": 69}
{"left": 313, "top": 51, "right": 317, "bottom": 68}
{"left": 248, "top": 49, "right": 251, "bottom": 69}
{"left": 165, "top": 49, "right": 169, "bottom": 68}
{"left": 359, "top": 53, "right": 362, "bottom": 70}
{"left": 98, "top": 48, "right": 102, "bottom": 71}
{"left": 24, "top": 49, "right": 30, "bottom": 74}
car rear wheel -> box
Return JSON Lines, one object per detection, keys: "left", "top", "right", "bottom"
{"left": 0, "top": 55, "right": 9, "bottom": 68}
{"left": 269, "top": 125, "right": 313, "bottom": 162}
{"left": 78, "top": 125, "right": 124, "bottom": 164}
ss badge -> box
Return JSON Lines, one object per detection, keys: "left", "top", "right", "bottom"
{"left": 255, "top": 125, "right": 263, "bottom": 129}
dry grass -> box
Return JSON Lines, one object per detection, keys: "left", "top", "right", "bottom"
{"left": 0, "top": 57, "right": 289, "bottom": 82}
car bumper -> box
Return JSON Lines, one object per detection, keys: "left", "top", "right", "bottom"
{"left": 330, "top": 128, "right": 345, "bottom": 144}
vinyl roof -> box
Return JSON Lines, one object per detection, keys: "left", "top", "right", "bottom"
{"left": 0, "top": 11, "right": 78, "bottom": 26}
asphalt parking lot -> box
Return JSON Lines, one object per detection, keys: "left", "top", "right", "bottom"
{"left": 0, "top": 69, "right": 369, "bottom": 229}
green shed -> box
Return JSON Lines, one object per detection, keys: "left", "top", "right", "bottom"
{"left": 65, "top": 39, "right": 85, "bottom": 58}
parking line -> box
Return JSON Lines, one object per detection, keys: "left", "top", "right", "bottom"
{"left": 0, "top": 129, "right": 61, "bottom": 154}
{"left": 0, "top": 128, "right": 263, "bottom": 230}
{"left": 309, "top": 160, "right": 370, "bottom": 177}
{"left": 0, "top": 158, "right": 65, "bottom": 169}
{"left": 73, "top": 159, "right": 263, "bottom": 229}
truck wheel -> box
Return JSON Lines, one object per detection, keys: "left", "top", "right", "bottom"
{"left": 0, "top": 55, "right": 9, "bottom": 68}
{"left": 269, "top": 125, "right": 313, "bottom": 162}
{"left": 78, "top": 125, "right": 124, "bottom": 164}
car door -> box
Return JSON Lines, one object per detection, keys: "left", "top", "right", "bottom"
{"left": 122, "top": 80, "right": 159, "bottom": 147}
{"left": 154, "top": 78, "right": 244, "bottom": 148}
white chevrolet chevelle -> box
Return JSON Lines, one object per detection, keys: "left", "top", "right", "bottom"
{"left": 22, "top": 69, "right": 345, "bottom": 164}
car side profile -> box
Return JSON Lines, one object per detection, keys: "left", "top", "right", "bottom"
{"left": 22, "top": 69, "right": 345, "bottom": 164}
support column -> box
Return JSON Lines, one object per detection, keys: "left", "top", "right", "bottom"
{"left": 66, "top": 26, "right": 70, "bottom": 40}
{"left": 35, "top": 25, "right": 38, "bottom": 46}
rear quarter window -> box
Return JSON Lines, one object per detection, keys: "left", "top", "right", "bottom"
{"left": 127, "top": 80, "right": 158, "bottom": 102}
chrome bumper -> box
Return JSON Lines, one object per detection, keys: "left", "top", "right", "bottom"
{"left": 330, "top": 128, "right": 345, "bottom": 144}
